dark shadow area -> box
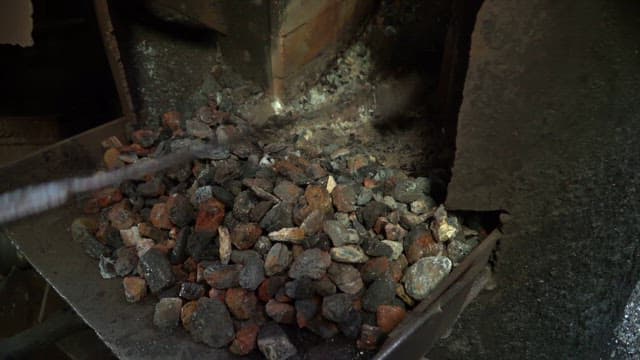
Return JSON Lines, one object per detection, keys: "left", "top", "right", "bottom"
{"left": 0, "top": 0, "right": 120, "bottom": 137}
{"left": 363, "top": 0, "right": 484, "bottom": 204}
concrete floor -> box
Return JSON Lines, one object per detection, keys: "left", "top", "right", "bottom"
{"left": 436, "top": 0, "right": 640, "bottom": 358}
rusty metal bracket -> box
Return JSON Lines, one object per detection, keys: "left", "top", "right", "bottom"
{"left": 94, "top": 0, "right": 136, "bottom": 123}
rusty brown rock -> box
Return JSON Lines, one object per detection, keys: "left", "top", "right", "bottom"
{"left": 273, "top": 180, "right": 303, "bottom": 203}
{"left": 305, "top": 163, "right": 327, "bottom": 180}
{"left": 122, "top": 276, "right": 147, "bottom": 303}
{"left": 229, "top": 323, "right": 260, "bottom": 356}
{"left": 376, "top": 305, "right": 406, "bottom": 333}
{"left": 225, "top": 288, "right": 258, "bottom": 320}
{"left": 373, "top": 217, "right": 389, "bottom": 235}
{"left": 258, "top": 276, "right": 287, "bottom": 302}
{"left": 181, "top": 300, "right": 198, "bottom": 331}
{"left": 94, "top": 187, "right": 123, "bottom": 208}
{"left": 107, "top": 201, "right": 138, "bottom": 230}
{"left": 385, "top": 223, "right": 408, "bottom": 242}
{"left": 195, "top": 198, "right": 226, "bottom": 234}
{"left": 291, "top": 244, "right": 304, "bottom": 259}
{"left": 304, "top": 185, "right": 333, "bottom": 216}
{"left": 231, "top": 223, "right": 263, "bottom": 250}
{"left": 361, "top": 257, "right": 391, "bottom": 283}
{"left": 162, "top": 110, "right": 182, "bottom": 132}
{"left": 273, "top": 159, "right": 308, "bottom": 185}
{"left": 331, "top": 184, "right": 358, "bottom": 212}
{"left": 265, "top": 300, "right": 296, "bottom": 324}
{"left": 150, "top": 203, "right": 173, "bottom": 230}
{"left": 404, "top": 226, "right": 442, "bottom": 263}
{"left": 203, "top": 264, "right": 242, "bottom": 289}
{"left": 138, "top": 222, "right": 165, "bottom": 242}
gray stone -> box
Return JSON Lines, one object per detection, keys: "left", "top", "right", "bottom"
{"left": 250, "top": 200, "right": 274, "bottom": 223}
{"left": 331, "top": 184, "right": 358, "bottom": 212}
{"left": 190, "top": 298, "right": 235, "bottom": 348}
{"left": 260, "top": 202, "right": 294, "bottom": 232}
{"left": 254, "top": 236, "right": 273, "bottom": 256}
{"left": 230, "top": 249, "right": 261, "bottom": 264}
{"left": 381, "top": 240, "right": 403, "bottom": 260}
{"left": 137, "top": 178, "right": 165, "bottom": 197}
{"left": 382, "top": 196, "right": 399, "bottom": 210}
{"left": 239, "top": 257, "right": 265, "bottom": 291}
{"left": 186, "top": 119, "right": 213, "bottom": 139}
{"left": 323, "top": 220, "right": 359, "bottom": 247}
{"left": 362, "top": 277, "right": 397, "bottom": 312}
{"left": 233, "top": 190, "right": 257, "bottom": 222}
{"left": 447, "top": 237, "right": 479, "bottom": 263}
{"left": 358, "top": 201, "right": 389, "bottom": 229}
{"left": 330, "top": 245, "right": 369, "bottom": 264}
{"left": 285, "top": 278, "right": 315, "bottom": 299}
{"left": 257, "top": 322, "right": 298, "bottom": 360}
{"left": 300, "top": 209, "right": 324, "bottom": 235}
{"left": 114, "top": 246, "right": 138, "bottom": 276}
{"left": 334, "top": 212, "right": 351, "bottom": 227}
{"left": 264, "top": 243, "right": 292, "bottom": 276}
{"left": 153, "top": 297, "right": 182, "bottom": 329}
{"left": 338, "top": 308, "right": 362, "bottom": 339}
{"left": 295, "top": 298, "right": 319, "bottom": 326}
{"left": 273, "top": 180, "right": 303, "bottom": 203}
{"left": 322, "top": 293, "right": 353, "bottom": 323}
{"left": 356, "top": 187, "right": 374, "bottom": 206}
{"left": 186, "top": 231, "right": 218, "bottom": 261}
{"left": 328, "top": 262, "right": 364, "bottom": 295}
{"left": 288, "top": 248, "right": 332, "bottom": 279}
{"left": 210, "top": 186, "right": 235, "bottom": 208}
{"left": 190, "top": 186, "right": 213, "bottom": 207}
{"left": 179, "top": 283, "right": 205, "bottom": 300}
{"left": 392, "top": 177, "right": 430, "bottom": 203}
{"left": 402, "top": 256, "right": 452, "bottom": 300}
{"left": 139, "top": 248, "right": 175, "bottom": 293}
{"left": 313, "top": 277, "right": 337, "bottom": 296}
{"left": 167, "top": 194, "right": 194, "bottom": 227}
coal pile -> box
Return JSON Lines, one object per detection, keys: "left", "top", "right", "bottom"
{"left": 71, "top": 106, "right": 487, "bottom": 358}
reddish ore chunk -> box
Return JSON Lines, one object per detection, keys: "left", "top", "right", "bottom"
{"left": 229, "top": 323, "right": 260, "bottom": 356}
{"left": 195, "top": 198, "right": 226, "bottom": 233}
{"left": 376, "top": 305, "right": 407, "bottom": 333}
